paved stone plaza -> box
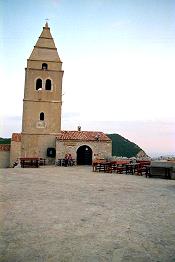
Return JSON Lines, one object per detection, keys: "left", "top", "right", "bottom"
{"left": 0, "top": 166, "right": 175, "bottom": 262}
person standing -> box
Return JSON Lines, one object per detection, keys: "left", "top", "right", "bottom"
{"left": 68, "top": 153, "right": 73, "bottom": 166}
{"left": 64, "top": 154, "right": 68, "bottom": 167}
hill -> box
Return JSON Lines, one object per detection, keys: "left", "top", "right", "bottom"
{"left": 0, "top": 138, "right": 11, "bottom": 144}
{"left": 107, "top": 133, "right": 143, "bottom": 158}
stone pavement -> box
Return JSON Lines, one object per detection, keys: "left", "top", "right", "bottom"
{"left": 0, "top": 166, "right": 175, "bottom": 262}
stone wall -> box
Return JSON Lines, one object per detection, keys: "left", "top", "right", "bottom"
{"left": 56, "top": 140, "right": 112, "bottom": 160}
{"left": 0, "top": 145, "right": 10, "bottom": 168}
{"left": 10, "top": 141, "right": 21, "bottom": 167}
{"left": 10, "top": 133, "right": 22, "bottom": 167}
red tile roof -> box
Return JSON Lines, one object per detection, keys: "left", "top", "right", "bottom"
{"left": 56, "top": 131, "right": 111, "bottom": 142}
{"left": 12, "top": 133, "right": 21, "bottom": 142}
{"left": 10, "top": 131, "right": 111, "bottom": 142}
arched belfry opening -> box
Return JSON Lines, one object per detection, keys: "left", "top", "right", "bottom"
{"left": 77, "top": 145, "right": 92, "bottom": 165}
{"left": 42, "top": 63, "right": 48, "bottom": 70}
{"left": 45, "top": 79, "right": 52, "bottom": 90}
{"left": 36, "top": 78, "right": 42, "bottom": 90}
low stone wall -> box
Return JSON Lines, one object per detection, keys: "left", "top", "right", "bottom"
{"left": 10, "top": 133, "right": 22, "bottom": 167}
{"left": 10, "top": 141, "right": 21, "bottom": 167}
{"left": 171, "top": 166, "right": 175, "bottom": 180}
{"left": 151, "top": 161, "right": 175, "bottom": 180}
{"left": 0, "top": 144, "right": 10, "bottom": 168}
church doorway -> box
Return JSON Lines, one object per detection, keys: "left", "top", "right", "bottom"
{"left": 77, "top": 145, "right": 92, "bottom": 165}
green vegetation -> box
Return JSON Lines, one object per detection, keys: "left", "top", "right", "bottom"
{"left": 0, "top": 138, "right": 11, "bottom": 144}
{"left": 107, "top": 133, "right": 142, "bottom": 158}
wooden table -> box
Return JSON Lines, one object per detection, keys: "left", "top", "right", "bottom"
{"left": 136, "top": 161, "right": 151, "bottom": 176}
{"left": 93, "top": 160, "right": 130, "bottom": 173}
{"left": 92, "top": 161, "right": 111, "bottom": 172}
{"left": 110, "top": 161, "right": 130, "bottom": 173}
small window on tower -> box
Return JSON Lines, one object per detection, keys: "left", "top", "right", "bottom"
{"left": 36, "top": 79, "right": 42, "bottom": 90}
{"left": 40, "top": 112, "right": 44, "bottom": 121}
{"left": 42, "top": 63, "right": 48, "bottom": 70}
{"left": 45, "top": 79, "right": 52, "bottom": 90}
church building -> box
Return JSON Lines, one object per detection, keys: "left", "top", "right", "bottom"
{"left": 5, "top": 23, "right": 112, "bottom": 167}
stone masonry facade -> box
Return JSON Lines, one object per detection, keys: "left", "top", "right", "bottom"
{"left": 56, "top": 140, "right": 112, "bottom": 160}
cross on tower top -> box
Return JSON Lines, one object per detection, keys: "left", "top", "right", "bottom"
{"left": 45, "top": 18, "right": 49, "bottom": 28}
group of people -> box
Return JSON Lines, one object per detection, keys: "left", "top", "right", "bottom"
{"left": 64, "top": 153, "right": 74, "bottom": 167}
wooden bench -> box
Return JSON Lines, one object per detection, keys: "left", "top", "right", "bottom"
{"left": 55, "top": 159, "right": 76, "bottom": 166}
{"left": 39, "top": 158, "right": 46, "bottom": 166}
{"left": 20, "top": 157, "right": 40, "bottom": 168}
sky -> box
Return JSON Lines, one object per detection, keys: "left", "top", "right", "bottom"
{"left": 1, "top": 0, "right": 175, "bottom": 157}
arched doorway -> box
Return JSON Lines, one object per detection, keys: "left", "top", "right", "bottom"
{"left": 77, "top": 145, "right": 92, "bottom": 165}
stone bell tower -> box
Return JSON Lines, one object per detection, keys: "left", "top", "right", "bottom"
{"left": 21, "top": 22, "right": 63, "bottom": 158}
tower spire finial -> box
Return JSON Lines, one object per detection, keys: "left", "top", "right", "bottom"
{"left": 45, "top": 18, "right": 49, "bottom": 28}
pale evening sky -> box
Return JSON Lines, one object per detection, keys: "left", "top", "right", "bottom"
{"left": 0, "top": 0, "right": 175, "bottom": 157}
